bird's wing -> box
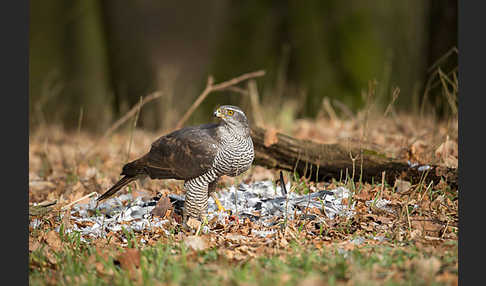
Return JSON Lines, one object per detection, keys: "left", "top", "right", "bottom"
{"left": 135, "top": 124, "right": 221, "bottom": 180}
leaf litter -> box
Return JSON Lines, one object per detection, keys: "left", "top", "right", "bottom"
{"left": 29, "top": 114, "right": 458, "bottom": 284}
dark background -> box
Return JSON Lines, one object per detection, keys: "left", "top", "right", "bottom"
{"left": 29, "top": 0, "right": 457, "bottom": 133}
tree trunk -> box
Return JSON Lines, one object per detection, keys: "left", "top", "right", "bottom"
{"left": 250, "top": 126, "right": 457, "bottom": 188}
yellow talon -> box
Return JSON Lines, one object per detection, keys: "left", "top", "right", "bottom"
{"left": 211, "top": 193, "right": 230, "bottom": 213}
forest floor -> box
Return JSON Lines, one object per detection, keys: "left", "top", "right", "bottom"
{"left": 29, "top": 112, "right": 458, "bottom": 286}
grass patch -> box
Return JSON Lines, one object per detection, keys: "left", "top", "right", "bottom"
{"left": 29, "top": 234, "right": 457, "bottom": 286}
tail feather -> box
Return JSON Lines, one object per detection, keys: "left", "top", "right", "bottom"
{"left": 97, "top": 175, "right": 136, "bottom": 201}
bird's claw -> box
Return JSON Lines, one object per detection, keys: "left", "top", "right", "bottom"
{"left": 211, "top": 193, "right": 232, "bottom": 214}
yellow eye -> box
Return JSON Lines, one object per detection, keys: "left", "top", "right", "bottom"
{"left": 227, "top": 110, "right": 234, "bottom": 116}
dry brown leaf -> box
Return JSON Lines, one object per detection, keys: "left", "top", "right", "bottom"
{"left": 95, "top": 261, "right": 111, "bottom": 275}
{"left": 411, "top": 218, "right": 443, "bottom": 236}
{"left": 29, "top": 181, "right": 56, "bottom": 192}
{"left": 92, "top": 249, "right": 115, "bottom": 276}
{"left": 46, "top": 191, "right": 58, "bottom": 202}
{"left": 45, "top": 230, "right": 62, "bottom": 252}
{"left": 116, "top": 249, "right": 141, "bottom": 271}
{"left": 221, "top": 249, "right": 235, "bottom": 260}
{"left": 435, "top": 140, "right": 458, "bottom": 158}
{"left": 29, "top": 237, "right": 41, "bottom": 252}
{"left": 409, "top": 140, "right": 428, "bottom": 162}
{"left": 436, "top": 271, "right": 458, "bottom": 286}
{"left": 62, "top": 207, "right": 72, "bottom": 229}
{"left": 225, "top": 233, "right": 247, "bottom": 244}
{"left": 394, "top": 179, "right": 412, "bottom": 194}
{"left": 44, "top": 247, "right": 58, "bottom": 265}
{"left": 68, "top": 183, "right": 85, "bottom": 201}
{"left": 151, "top": 196, "right": 172, "bottom": 218}
{"left": 184, "top": 235, "right": 208, "bottom": 251}
{"left": 186, "top": 217, "right": 202, "bottom": 230}
{"left": 354, "top": 189, "right": 374, "bottom": 201}
{"left": 222, "top": 249, "right": 246, "bottom": 261}
{"left": 410, "top": 229, "right": 422, "bottom": 240}
{"left": 340, "top": 241, "right": 356, "bottom": 251}
{"left": 443, "top": 155, "right": 458, "bottom": 168}
{"left": 263, "top": 128, "right": 279, "bottom": 147}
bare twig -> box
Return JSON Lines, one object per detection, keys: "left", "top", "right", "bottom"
{"left": 332, "top": 98, "right": 355, "bottom": 119}
{"left": 61, "top": 192, "right": 98, "bottom": 211}
{"left": 126, "top": 96, "right": 143, "bottom": 162}
{"left": 226, "top": 86, "right": 249, "bottom": 95}
{"left": 371, "top": 171, "right": 386, "bottom": 209}
{"left": 322, "top": 97, "right": 338, "bottom": 122}
{"left": 384, "top": 87, "right": 400, "bottom": 117}
{"left": 175, "top": 70, "right": 266, "bottom": 129}
{"left": 406, "top": 202, "right": 412, "bottom": 235}
{"left": 427, "top": 46, "right": 458, "bottom": 73}
{"left": 281, "top": 172, "right": 291, "bottom": 232}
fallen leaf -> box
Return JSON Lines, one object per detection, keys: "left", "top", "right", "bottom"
{"left": 225, "top": 233, "right": 247, "bottom": 244}
{"left": 436, "top": 271, "right": 458, "bottom": 286}
{"left": 95, "top": 262, "right": 109, "bottom": 275}
{"left": 443, "top": 155, "right": 458, "bottom": 168}
{"left": 29, "top": 237, "right": 41, "bottom": 252}
{"left": 116, "top": 249, "right": 140, "bottom": 271}
{"left": 62, "top": 207, "right": 72, "bottom": 229}
{"left": 44, "top": 247, "right": 58, "bottom": 265}
{"left": 186, "top": 217, "right": 201, "bottom": 230}
{"left": 184, "top": 235, "right": 208, "bottom": 251}
{"left": 394, "top": 179, "right": 412, "bottom": 194}
{"left": 172, "top": 213, "right": 183, "bottom": 224}
{"left": 340, "top": 241, "right": 356, "bottom": 251}
{"left": 45, "top": 230, "right": 62, "bottom": 252}
{"left": 280, "top": 237, "right": 289, "bottom": 248}
{"left": 222, "top": 249, "right": 246, "bottom": 261}
{"left": 29, "top": 181, "right": 56, "bottom": 192}
{"left": 409, "top": 140, "right": 428, "bottom": 163}
{"left": 67, "top": 183, "right": 85, "bottom": 202}
{"left": 410, "top": 229, "right": 422, "bottom": 240}
{"left": 92, "top": 249, "right": 115, "bottom": 276}
{"left": 222, "top": 249, "right": 235, "bottom": 260}
{"left": 411, "top": 218, "right": 443, "bottom": 235}
{"left": 435, "top": 139, "right": 458, "bottom": 159}
{"left": 151, "top": 196, "right": 172, "bottom": 218}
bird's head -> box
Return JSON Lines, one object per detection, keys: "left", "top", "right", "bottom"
{"left": 214, "top": 105, "right": 250, "bottom": 133}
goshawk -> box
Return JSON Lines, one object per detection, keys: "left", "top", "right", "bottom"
{"left": 97, "top": 105, "right": 255, "bottom": 222}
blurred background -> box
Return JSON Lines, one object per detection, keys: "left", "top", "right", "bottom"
{"left": 29, "top": 0, "right": 457, "bottom": 133}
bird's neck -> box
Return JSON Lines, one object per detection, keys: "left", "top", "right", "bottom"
{"left": 220, "top": 122, "right": 250, "bottom": 139}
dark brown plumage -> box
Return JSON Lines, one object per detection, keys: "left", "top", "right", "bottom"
{"left": 97, "top": 124, "right": 220, "bottom": 201}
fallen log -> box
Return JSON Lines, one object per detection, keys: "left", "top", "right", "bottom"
{"left": 250, "top": 126, "right": 457, "bottom": 189}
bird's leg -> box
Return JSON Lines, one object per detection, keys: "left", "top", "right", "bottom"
{"left": 183, "top": 179, "right": 209, "bottom": 225}
{"left": 208, "top": 180, "right": 230, "bottom": 214}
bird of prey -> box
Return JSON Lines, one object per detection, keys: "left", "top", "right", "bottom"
{"left": 97, "top": 105, "right": 255, "bottom": 223}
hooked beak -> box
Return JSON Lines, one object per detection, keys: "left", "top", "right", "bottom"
{"left": 214, "top": 108, "right": 225, "bottom": 119}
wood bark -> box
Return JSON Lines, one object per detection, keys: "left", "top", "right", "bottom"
{"left": 250, "top": 126, "right": 457, "bottom": 189}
